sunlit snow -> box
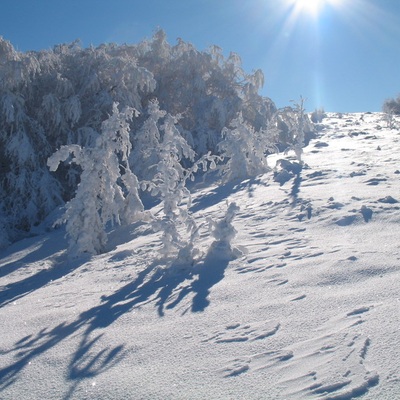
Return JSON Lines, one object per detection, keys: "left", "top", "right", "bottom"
{"left": 1, "top": 112, "right": 399, "bottom": 399}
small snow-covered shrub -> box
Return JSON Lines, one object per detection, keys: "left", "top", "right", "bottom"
{"left": 381, "top": 101, "right": 398, "bottom": 129}
{"left": 383, "top": 96, "right": 400, "bottom": 116}
{"left": 174, "top": 223, "right": 201, "bottom": 268}
{"left": 382, "top": 109, "right": 396, "bottom": 129}
{"left": 207, "top": 202, "right": 242, "bottom": 259}
{"left": 311, "top": 108, "right": 326, "bottom": 123}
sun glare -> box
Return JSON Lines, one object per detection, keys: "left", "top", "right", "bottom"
{"left": 290, "top": 0, "right": 343, "bottom": 17}
{"left": 296, "top": 0, "right": 324, "bottom": 15}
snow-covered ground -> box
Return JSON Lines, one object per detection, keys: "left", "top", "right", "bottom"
{"left": 1, "top": 112, "right": 399, "bottom": 399}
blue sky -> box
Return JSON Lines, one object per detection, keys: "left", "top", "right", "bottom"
{"left": 1, "top": 0, "right": 400, "bottom": 112}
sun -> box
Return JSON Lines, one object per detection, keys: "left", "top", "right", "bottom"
{"left": 290, "top": 0, "right": 342, "bottom": 17}
{"left": 295, "top": 0, "right": 325, "bottom": 15}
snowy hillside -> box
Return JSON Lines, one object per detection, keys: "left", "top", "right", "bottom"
{"left": 1, "top": 112, "right": 400, "bottom": 399}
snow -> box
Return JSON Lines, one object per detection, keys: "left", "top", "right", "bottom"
{"left": 1, "top": 112, "right": 400, "bottom": 399}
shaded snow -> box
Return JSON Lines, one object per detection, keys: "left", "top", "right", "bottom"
{"left": 1, "top": 112, "right": 400, "bottom": 399}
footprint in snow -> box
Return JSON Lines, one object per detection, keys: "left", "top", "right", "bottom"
{"left": 277, "top": 307, "right": 378, "bottom": 399}
{"left": 218, "top": 305, "right": 378, "bottom": 399}
{"left": 349, "top": 169, "right": 367, "bottom": 177}
{"left": 364, "top": 177, "right": 387, "bottom": 186}
{"left": 291, "top": 294, "right": 306, "bottom": 301}
{"left": 296, "top": 202, "right": 312, "bottom": 221}
{"left": 313, "top": 141, "right": 329, "bottom": 148}
{"left": 219, "top": 350, "right": 293, "bottom": 378}
{"left": 306, "top": 170, "right": 327, "bottom": 180}
{"left": 346, "top": 306, "right": 371, "bottom": 317}
{"left": 202, "top": 320, "right": 280, "bottom": 344}
{"left": 335, "top": 215, "right": 358, "bottom": 227}
{"left": 378, "top": 195, "right": 398, "bottom": 204}
{"left": 360, "top": 205, "right": 373, "bottom": 222}
{"left": 334, "top": 206, "right": 374, "bottom": 225}
{"left": 326, "top": 200, "right": 345, "bottom": 210}
{"left": 235, "top": 263, "right": 286, "bottom": 274}
{"left": 268, "top": 278, "right": 289, "bottom": 286}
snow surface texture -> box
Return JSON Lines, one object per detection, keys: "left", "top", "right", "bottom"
{"left": 1, "top": 112, "right": 400, "bottom": 399}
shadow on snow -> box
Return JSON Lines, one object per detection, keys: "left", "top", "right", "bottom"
{"left": 190, "top": 176, "right": 269, "bottom": 213}
{"left": 0, "top": 238, "right": 234, "bottom": 398}
{"left": 0, "top": 230, "right": 83, "bottom": 308}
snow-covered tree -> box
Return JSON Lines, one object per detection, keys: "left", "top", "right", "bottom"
{"left": 218, "top": 112, "right": 276, "bottom": 182}
{"left": 0, "top": 37, "right": 156, "bottom": 245}
{"left": 287, "top": 96, "right": 307, "bottom": 163}
{"left": 130, "top": 99, "right": 166, "bottom": 181}
{"left": 47, "top": 103, "right": 143, "bottom": 255}
{"left": 0, "top": 32, "right": 280, "bottom": 247}
{"left": 134, "top": 30, "right": 276, "bottom": 156}
{"left": 269, "top": 98, "right": 314, "bottom": 160}
{"left": 0, "top": 42, "right": 62, "bottom": 239}
{"left": 142, "top": 112, "right": 196, "bottom": 255}
{"left": 141, "top": 107, "right": 218, "bottom": 257}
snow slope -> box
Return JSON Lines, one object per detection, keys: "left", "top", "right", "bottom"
{"left": 1, "top": 112, "right": 399, "bottom": 399}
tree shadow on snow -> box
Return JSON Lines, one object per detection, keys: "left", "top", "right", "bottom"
{"left": 0, "top": 233, "right": 129, "bottom": 397}
{"left": 0, "top": 229, "right": 66, "bottom": 279}
{"left": 0, "top": 241, "right": 233, "bottom": 398}
{"left": 93, "top": 240, "right": 232, "bottom": 319}
{"left": 190, "top": 176, "right": 269, "bottom": 213}
{"left": 0, "top": 255, "right": 85, "bottom": 309}
{"left": 290, "top": 171, "right": 302, "bottom": 206}
{"left": 0, "top": 304, "right": 128, "bottom": 399}
{"left": 0, "top": 230, "right": 85, "bottom": 308}
{"left": 0, "top": 262, "right": 141, "bottom": 397}
{"left": 165, "top": 245, "right": 231, "bottom": 313}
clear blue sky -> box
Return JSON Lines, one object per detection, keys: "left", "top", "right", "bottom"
{"left": 1, "top": 0, "right": 400, "bottom": 112}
